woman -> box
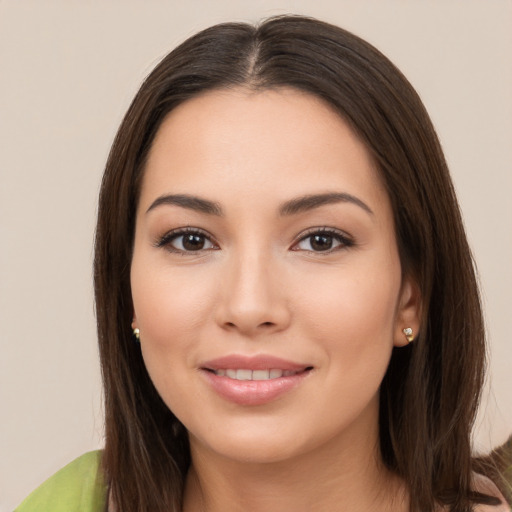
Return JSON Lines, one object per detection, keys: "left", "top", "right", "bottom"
{"left": 16, "top": 15, "right": 509, "bottom": 512}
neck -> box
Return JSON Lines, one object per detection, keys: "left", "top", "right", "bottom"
{"left": 182, "top": 412, "right": 408, "bottom": 512}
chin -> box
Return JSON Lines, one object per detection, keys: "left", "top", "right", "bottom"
{"left": 187, "top": 412, "right": 357, "bottom": 467}
{"left": 200, "top": 435, "right": 310, "bottom": 465}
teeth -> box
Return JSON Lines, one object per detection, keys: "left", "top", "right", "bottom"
{"left": 213, "top": 368, "right": 300, "bottom": 380}
{"left": 252, "top": 369, "right": 270, "bottom": 380}
{"left": 236, "top": 369, "right": 252, "bottom": 380}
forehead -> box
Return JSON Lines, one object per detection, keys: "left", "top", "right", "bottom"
{"left": 141, "top": 87, "right": 388, "bottom": 212}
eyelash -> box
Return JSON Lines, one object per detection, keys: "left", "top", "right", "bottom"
{"left": 292, "top": 227, "right": 354, "bottom": 254}
{"left": 155, "top": 227, "right": 219, "bottom": 254}
{"left": 155, "top": 227, "right": 354, "bottom": 254}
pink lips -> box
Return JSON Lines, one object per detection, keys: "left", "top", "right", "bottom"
{"left": 200, "top": 355, "right": 312, "bottom": 406}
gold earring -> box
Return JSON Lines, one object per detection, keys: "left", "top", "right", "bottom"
{"left": 402, "top": 327, "right": 414, "bottom": 343}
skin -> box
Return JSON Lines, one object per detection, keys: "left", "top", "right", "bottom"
{"left": 130, "top": 88, "right": 421, "bottom": 511}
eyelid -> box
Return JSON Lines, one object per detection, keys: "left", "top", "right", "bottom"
{"left": 154, "top": 227, "right": 219, "bottom": 253}
{"left": 154, "top": 226, "right": 353, "bottom": 254}
{"left": 291, "top": 227, "right": 354, "bottom": 252}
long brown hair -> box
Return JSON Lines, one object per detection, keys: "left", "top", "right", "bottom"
{"left": 94, "top": 15, "right": 501, "bottom": 511}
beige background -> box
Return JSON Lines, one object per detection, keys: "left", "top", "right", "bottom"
{"left": 1, "top": 1, "right": 511, "bottom": 510}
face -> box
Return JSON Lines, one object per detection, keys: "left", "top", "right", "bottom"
{"left": 131, "top": 88, "right": 420, "bottom": 465}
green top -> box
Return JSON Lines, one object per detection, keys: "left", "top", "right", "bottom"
{"left": 15, "top": 451, "right": 107, "bottom": 512}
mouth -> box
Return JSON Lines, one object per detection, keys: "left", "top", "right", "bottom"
{"left": 204, "top": 368, "right": 312, "bottom": 381}
{"left": 199, "top": 355, "right": 313, "bottom": 405}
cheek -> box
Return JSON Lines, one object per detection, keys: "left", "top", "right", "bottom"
{"left": 130, "top": 260, "right": 216, "bottom": 396}
{"left": 296, "top": 256, "right": 401, "bottom": 387}
{"left": 132, "top": 263, "right": 214, "bottom": 340}
{"left": 299, "top": 262, "right": 400, "bottom": 342}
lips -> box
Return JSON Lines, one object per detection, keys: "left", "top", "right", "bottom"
{"left": 212, "top": 368, "right": 302, "bottom": 380}
{"left": 200, "top": 355, "right": 312, "bottom": 405}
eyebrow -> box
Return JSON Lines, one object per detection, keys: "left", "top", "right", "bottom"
{"left": 146, "top": 194, "right": 223, "bottom": 216}
{"left": 279, "top": 192, "right": 374, "bottom": 216}
{"left": 146, "top": 191, "right": 373, "bottom": 217}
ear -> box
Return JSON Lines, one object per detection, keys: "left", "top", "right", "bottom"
{"left": 394, "top": 275, "right": 422, "bottom": 347}
{"left": 131, "top": 313, "right": 138, "bottom": 331}
{"left": 130, "top": 314, "right": 141, "bottom": 341}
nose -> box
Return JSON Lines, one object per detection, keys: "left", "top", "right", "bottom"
{"left": 215, "top": 250, "right": 291, "bottom": 337}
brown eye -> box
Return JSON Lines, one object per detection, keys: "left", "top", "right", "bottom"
{"left": 157, "top": 229, "right": 216, "bottom": 253}
{"left": 293, "top": 229, "right": 353, "bottom": 253}
{"left": 310, "top": 234, "right": 334, "bottom": 251}
{"left": 181, "top": 233, "right": 207, "bottom": 251}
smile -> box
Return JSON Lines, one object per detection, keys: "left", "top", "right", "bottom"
{"left": 200, "top": 356, "right": 313, "bottom": 405}
{"left": 211, "top": 369, "right": 302, "bottom": 380}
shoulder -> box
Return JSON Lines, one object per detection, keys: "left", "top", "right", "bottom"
{"left": 15, "top": 450, "right": 107, "bottom": 512}
{"left": 472, "top": 473, "right": 510, "bottom": 512}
